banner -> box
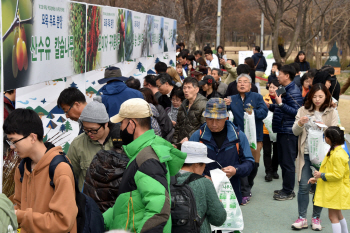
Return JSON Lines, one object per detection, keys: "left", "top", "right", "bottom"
{"left": 16, "top": 74, "right": 85, "bottom": 151}
{"left": 125, "top": 10, "right": 147, "bottom": 60}
{"left": 2, "top": 0, "right": 86, "bottom": 91}
{"left": 238, "top": 50, "right": 275, "bottom": 76}
{"left": 0, "top": 1, "right": 3, "bottom": 193}
{"left": 164, "top": 18, "right": 177, "bottom": 53}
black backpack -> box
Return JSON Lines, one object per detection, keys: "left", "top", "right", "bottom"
{"left": 18, "top": 153, "right": 105, "bottom": 233}
{"left": 170, "top": 173, "right": 206, "bottom": 233}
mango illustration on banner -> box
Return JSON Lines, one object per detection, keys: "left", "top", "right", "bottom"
{"left": 13, "top": 22, "right": 29, "bottom": 78}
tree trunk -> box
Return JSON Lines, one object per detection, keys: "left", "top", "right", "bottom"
{"left": 271, "top": 1, "right": 284, "bottom": 63}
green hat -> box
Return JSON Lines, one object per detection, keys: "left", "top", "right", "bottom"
{"left": 203, "top": 98, "right": 229, "bottom": 119}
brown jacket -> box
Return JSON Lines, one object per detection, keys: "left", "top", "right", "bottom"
{"left": 292, "top": 106, "right": 338, "bottom": 181}
{"left": 14, "top": 146, "right": 78, "bottom": 233}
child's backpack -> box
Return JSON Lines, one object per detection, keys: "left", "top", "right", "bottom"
{"left": 18, "top": 153, "right": 105, "bottom": 233}
{"left": 170, "top": 173, "right": 206, "bottom": 233}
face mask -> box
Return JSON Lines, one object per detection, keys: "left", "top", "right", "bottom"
{"left": 120, "top": 120, "right": 135, "bottom": 145}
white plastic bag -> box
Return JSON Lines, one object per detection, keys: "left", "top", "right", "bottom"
{"left": 308, "top": 129, "right": 330, "bottom": 169}
{"left": 263, "top": 111, "right": 277, "bottom": 142}
{"left": 244, "top": 111, "right": 257, "bottom": 149}
{"left": 210, "top": 169, "right": 244, "bottom": 231}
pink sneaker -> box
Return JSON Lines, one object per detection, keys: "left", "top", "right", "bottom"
{"left": 311, "top": 217, "right": 322, "bottom": 231}
{"left": 291, "top": 217, "right": 308, "bottom": 230}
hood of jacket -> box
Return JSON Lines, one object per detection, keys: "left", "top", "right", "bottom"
{"left": 253, "top": 52, "right": 263, "bottom": 58}
{"left": 123, "top": 130, "right": 186, "bottom": 176}
{"left": 22, "top": 146, "right": 63, "bottom": 178}
{"left": 99, "top": 81, "right": 127, "bottom": 95}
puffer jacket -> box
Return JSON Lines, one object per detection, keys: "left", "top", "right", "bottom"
{"left": 103, "top": 130, "right": 186, "bottom": 232}
{"left": 83, "top": 148, "right": 129, "bottom": 213}
{"left": 99, "top": 81, "right": 144, "bottom": 118}
{"left": 155, "top": 104, "right": 174, "bottom": 141}
{"left": 172, "top": 94, "right": 208, "bottom": 143}
{"left": 270, "top": 81, "right": 303, "bottom": 134}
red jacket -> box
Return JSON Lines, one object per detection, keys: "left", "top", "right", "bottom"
{"left": 4, "top": 97, "right": 15, "bottom": 121}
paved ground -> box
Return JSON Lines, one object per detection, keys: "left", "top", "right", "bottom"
{"left": 240, "top": 143, "right": 350, "bottom": 233}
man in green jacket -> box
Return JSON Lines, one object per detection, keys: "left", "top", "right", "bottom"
{"left": 104, "top": 98, "right": 186, "bottom": 233}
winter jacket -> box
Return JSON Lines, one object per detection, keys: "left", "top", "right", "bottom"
{"left": 155, "top": 104, "right": 174, "bottom": 141}
{"left": 223, "top": 63, "right": 237, "bottom": 85}
{"left": 67, "top": 122, "right": 122, "bottom": 190}
{"left": 263, "top": 93, "right": 276, "bottom": 134}
{"left": 0, "top": 193, "right": 18, "bottom": 233}
{"left": 292, "top": 107, "right": 338, "bottom": 181}
{"left": 329, "top": 76, "right": 341, "bottom": 101}
{"left": 252, "top": 53, "right": 267, "bottom": 72}
{"left": 103, "top": 130, "right": 186, "bottom": 232}
{"left": 99, "top": 81, "right": 144, "bottom": 118}
{"left": 4, "top": 96, "right": 15, "bottom": 121}
{"left": 314, "top": 146, "right": 350, "bottom": 210}
{"left": 217, "top": 81, "right": 228, "bottom": 96}
{"left": 13, "top": 146, "right": 78, "bottom": 233}
{"left": 176, "top": 171, "right": 227, "bottom": 233}
{"left": 297, "top": 61, "right": 310, "bottom": 72}
{"left": 294, "top": 75, "right": 301, "bottom": 88}
{"left": 150, "top": 103, "right": 162, "bottom": 136}
{"left": 227, "top": 92, "right": 268, "bottom": 142}
{"left": 83, "top": 149, "right": 129, "bottom": 213}
{"left": 270, "top": 81, "right": 303, "bottom": 134}
{"left": 189, "top": 121, "right": 254, "bottom": 204}
{"left": 172, "top": 94, "right": 208, "bottom": 143}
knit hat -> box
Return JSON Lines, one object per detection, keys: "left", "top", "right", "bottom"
{"left": 80, "top": 96, "right": 109, "bottom": 123}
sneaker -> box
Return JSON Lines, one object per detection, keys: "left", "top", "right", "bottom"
{"left": 273, "top": 172, "right": 279, "bottom": 179}
{"left": 311, "top": 217, "right": 322, "bottom": 231}
{"left": 240, "top": 196, "right": 250, "bottom": 206}
{"left": 291, "top": 217, "right": 308, "bottom": 230}
{"left": 274, "top": 189, "right": 296, "bottom": 197}
{"left": 274, "top": 191, "right": 295, "bottom": 201}
{"left": 265, "top": 173, "right": 273, "bottom": 182}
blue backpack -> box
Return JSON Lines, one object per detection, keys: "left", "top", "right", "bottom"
{"left": 18, "top": 153, "right": 105, "bottom": 233}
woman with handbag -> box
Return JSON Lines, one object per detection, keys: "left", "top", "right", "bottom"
{"left": 291, "top": 84, "right": 338, "bottom": 231}
{"left": 252, "top": 46, "right": 267, "bottom": 93}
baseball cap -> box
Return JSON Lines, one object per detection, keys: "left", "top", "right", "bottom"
{"left": 110, "top": 98, "right": 153, "bottom": 123}
{"left": 199, "top": 75, "right": 215, "bottom": 86}
{"left": 181, "top": 141, "right": 214, "bottom": 164}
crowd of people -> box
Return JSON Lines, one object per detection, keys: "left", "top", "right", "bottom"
{"left": 2, "top": 43, "right": 350, "bottom": 233}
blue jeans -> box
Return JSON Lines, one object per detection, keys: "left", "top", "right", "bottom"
{"left": 298, "top": 154, "right": 322, "bottom": 218}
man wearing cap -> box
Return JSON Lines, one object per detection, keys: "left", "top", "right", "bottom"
{"left": 98, "top": 66, "right": 144, "bottom": 118}
{"left": 104, "top": 98, "right": 186, "bottom": 232}
{"left": 67, "top": 97, "right": 123, "bottom": 191}
{"left": 189, "top": 98, "right": 255, "bottom": 204}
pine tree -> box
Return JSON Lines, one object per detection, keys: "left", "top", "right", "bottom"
{"left": 70, "top": 82, "right": 78, "bottom": 88}
{"left": 62, "top": 142, "right": 70, "bottom": 154}
{"left": 65, "top": 121, "right": 73, "bottom": 132}
{"left": 155, "top": 57, "right": 160, "bottom": 63}
{"left": 60, "top": 124, "right": 66, "bottom": 132}
{"left": 136, "top": 62, "right": 143, "bottom": 71}
{"left": 140, "top": 66, "right": 146, "bottom": 73}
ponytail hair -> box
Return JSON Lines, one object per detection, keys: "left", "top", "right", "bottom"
{"left": 324, "top": 126, "right": 345, "bottom": 157}
{"left": 254, "top": 46, "right": 263, "bottom": 55}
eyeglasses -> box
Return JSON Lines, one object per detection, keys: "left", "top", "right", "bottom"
{"left": 83, "top": 125, "right": 103, "bottom": 134}
{"left": 64, "top": 104, "right": 74, "bottom": 114}
{"left": 6, "top": 135, "right": 29, "bottom": 148}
